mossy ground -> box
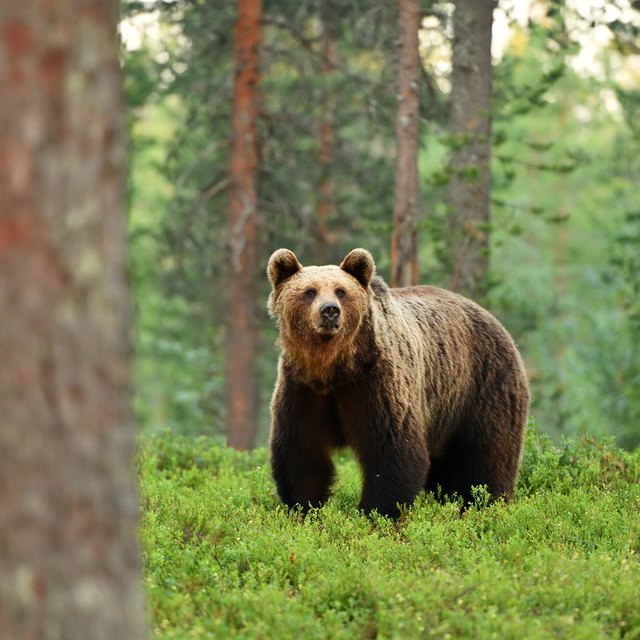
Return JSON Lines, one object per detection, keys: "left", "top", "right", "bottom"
{"left": 139, "top": 424, "right": 640, "bottom": 639}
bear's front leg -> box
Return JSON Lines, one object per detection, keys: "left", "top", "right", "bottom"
{"left": 269, "top": 375, "right": 339, "bottom": 512}
{"left": 357, "top": 436, "right": 429, "bottom": 518}
{"left": 336, "top": 381, "right": 430, "bottom": 518}
{"left": 271, "top": 437, "right": 335, "bottom": 511}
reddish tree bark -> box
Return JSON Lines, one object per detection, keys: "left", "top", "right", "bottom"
{"left": 391, "top": 0, "right": 421, "bottom": 288}
{"left": 0, "top": 1, "right": 147, "bottom": 638}
{"left": 227, "top": 0, "right": 262, "bottom": 450}
{"left": 315, "top": 0, "right": 339, "bottom": 264}
{"left": 446, "top": 0, "right": 496, "bottom": 299}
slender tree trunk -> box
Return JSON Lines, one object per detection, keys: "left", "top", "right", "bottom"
{"left": 315, "top": 0, "right": 339, "bottom": 264}
{"left": 0, "top": 1, "right": 147, "bottom": 638}
{"left": 227, "top": 0, "right": 262, "bottom": 450}
{"left": 391, "top": 0, "right": 421, "bottom": 288}
{"left": 446, "top": 0, "right": 496, "bottom": 299}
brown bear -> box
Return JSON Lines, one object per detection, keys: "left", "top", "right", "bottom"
{"left": 267, "top": 248, "right": 530, "bottom": 518}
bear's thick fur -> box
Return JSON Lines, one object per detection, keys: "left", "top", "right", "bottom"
{"left": 267, "top": 248, "right": 530, "bottom": 517}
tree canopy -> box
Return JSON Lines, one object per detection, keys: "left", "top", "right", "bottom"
{"left": 121, "top": 0, "right": 640, "bottom": 449}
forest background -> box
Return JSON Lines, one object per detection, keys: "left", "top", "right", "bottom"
{"left": 120, "top": 0, "right": 640, "bottom": 450}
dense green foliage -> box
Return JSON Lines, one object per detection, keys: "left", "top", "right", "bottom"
{"left": 122, "top": 7, "right": 640, "bottom": 636}
{"left": 139, "top": 426, "right": 640, "bottom": 639}
{"left": 122, "top": 2, "right": 640, "bottom": 447}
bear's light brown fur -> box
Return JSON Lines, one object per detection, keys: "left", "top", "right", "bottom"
{"left": 267, "top": 248, "right": 530, "bottom": 517}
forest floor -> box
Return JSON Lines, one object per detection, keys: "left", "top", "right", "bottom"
{"left": 139, "top": 425, "right": 640, "bottom": 639}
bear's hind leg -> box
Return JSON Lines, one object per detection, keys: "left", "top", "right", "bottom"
{"left": 426, "top": 427, "right": 521, "bottom": 506}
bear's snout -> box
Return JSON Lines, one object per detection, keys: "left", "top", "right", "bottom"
{"left": 320, "top": 302, "right": 340, "bottom": 322}
{"left": 316, "top": 301, "right": 341, "bottom": 334}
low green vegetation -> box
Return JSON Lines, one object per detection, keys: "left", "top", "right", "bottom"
{"left": 139, "top": 425, "right": 640, "bottom": 639}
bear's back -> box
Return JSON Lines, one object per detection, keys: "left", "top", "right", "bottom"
{"left": 370, "top": 277, "right": 527, "bottom": 429}
{"left": 375, "top": 278, "right": 516, "bottom": 356}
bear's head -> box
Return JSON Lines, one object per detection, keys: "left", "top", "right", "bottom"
{"left": 267, "top": 249, "right": 375, "bottom": 387}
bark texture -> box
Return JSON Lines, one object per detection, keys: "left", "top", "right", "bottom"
{"left": 314, "top": 0, "right": 339, "bottom": 264}
{"left": 391, "top": 0, "right": 421, "bottom": 288}
{"left": 227, "top": 0, "right": 262, "bottom": 450}
{"left": 0, "top": 1, "right": 147, "bottom": 638}
{"left": 446, "top": 0, "right": 496, "bottom": 299}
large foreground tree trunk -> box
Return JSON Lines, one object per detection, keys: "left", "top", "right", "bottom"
{"left": 0, "top": 1, "right": 148, "bottom": 638}
{"left": 391, "top": 0, "right": 421, "bottom": 288}
{"left": 227, "top": 0, "right": 262, "bottom": 450}
{"left": 446, "top": 0, "right": 495, "bottom": 299}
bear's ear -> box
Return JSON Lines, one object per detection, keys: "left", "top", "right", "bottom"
{"left": 340, "top": 248, "right": 375, "bottom": 288}
{"left": 267, "top": 249, "right": 303, "bottom": 288}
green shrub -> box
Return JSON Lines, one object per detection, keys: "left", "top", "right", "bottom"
{"left": 139, "top": 427, "right": 640, "bottom": 639}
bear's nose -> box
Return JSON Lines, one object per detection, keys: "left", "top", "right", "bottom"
{"left": 320, "top": 302, "right": 341, "bottom": 321}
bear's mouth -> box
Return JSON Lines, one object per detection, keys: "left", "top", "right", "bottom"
{"left": 316, "top": 321, "right": 340, "bottom": 336}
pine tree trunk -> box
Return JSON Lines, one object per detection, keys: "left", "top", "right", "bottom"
{"left": 391, "top": 0, "right": 421, "bottom": 288}
{"left": 315, "top": 0, "right": 339, "bottom": 264}
{"left": 0, "top": 1, "right": 147, "bottom": 638}
{"left": 227, "top": 0, "right": 262, "bottom": 450}
{"left": 446, "top": 0, "right": 495, "bottom": 300}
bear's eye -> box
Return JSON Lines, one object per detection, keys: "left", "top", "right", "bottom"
{"left": 304, "top": 288, "right": 316, "bottom": 300}
{"left": 336, "top": 288, "right": 346, "bottom": 299}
